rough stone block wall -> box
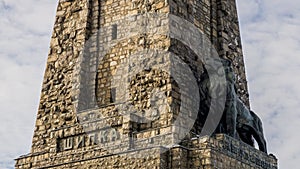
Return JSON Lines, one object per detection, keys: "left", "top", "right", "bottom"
{"left": 189, "top": 134, "right": 278, "bottom": 169}
{"left": 16, "top": 135, "right": 277, "bottom": 169}
{"left": 169, "top": 0, "right": 249, "bottom": 105}
{"left": 16, "top": 0, "right": 267, "bottom": 168}
{"left": 16, "top": 147, "right": 169, "bottom": 169}
{"left": 31, "top": 0, "right": 90, "bottom": 154}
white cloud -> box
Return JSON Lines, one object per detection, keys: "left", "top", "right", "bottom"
{"left": 0, "top": 0, "right": 58, "bottom": 168}
{"left": 238, "top": 0, "right": 300, "bottom": 168}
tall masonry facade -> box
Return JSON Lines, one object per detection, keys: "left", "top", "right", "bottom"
{"left": 16, "top": 0, "right": 277, "bottom": 168}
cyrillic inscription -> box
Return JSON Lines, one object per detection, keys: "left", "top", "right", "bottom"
{"left": 58, "top": 128, "right": 120, "bottom": 151}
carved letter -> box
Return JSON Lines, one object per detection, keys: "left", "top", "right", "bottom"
{"left": 76, "top": 136, "right": 85, "bottom": 148}
{"left": 99, "top": 130, "right": 108, "bottom": 143}
{"left": 88, "top": 134, "right": 97, "bottom": 146}
{"left": 111, "top": 128, "right": 119, "bottom": 141}
{"left": 64, "top": 137, "right": 73, "bottom": 150}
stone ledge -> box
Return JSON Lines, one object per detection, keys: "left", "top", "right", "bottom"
{"left": 189, "top": 134, "right": 278, "bottom": 169}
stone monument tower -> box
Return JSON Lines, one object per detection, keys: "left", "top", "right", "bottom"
{"left": 16, "top": 0, "right": 277, "bottom": 168}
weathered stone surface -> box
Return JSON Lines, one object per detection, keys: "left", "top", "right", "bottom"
{"left": 15, "top": 0, "right": 277, "bottom": 169}
{"left": 15, "top": 134, "right": 277, "bottom": 169}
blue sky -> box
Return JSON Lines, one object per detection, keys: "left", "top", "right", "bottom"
{"left": 0, "top": 0, "right": 299, "bottom": 168}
